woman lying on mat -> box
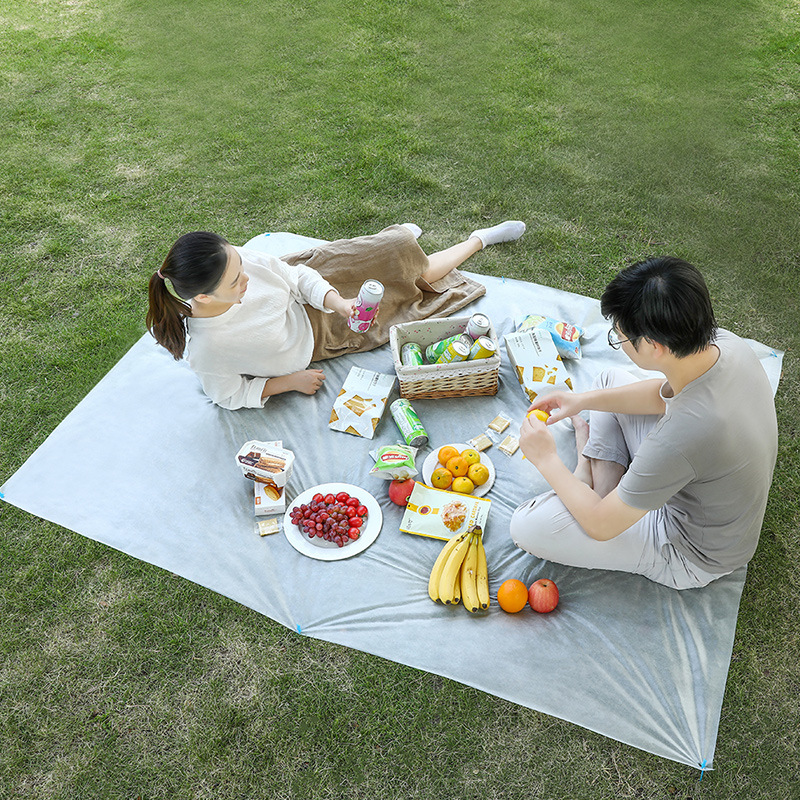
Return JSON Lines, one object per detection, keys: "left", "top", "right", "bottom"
{"left": 511, "top": 257, "right": 778, "bottom": 590}
{"left": 146, "top": 221, "right": 524, "bottom": 409}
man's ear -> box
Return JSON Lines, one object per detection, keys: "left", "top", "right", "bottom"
{"left": 648, "top": 339, "right": 669, "bottom": 360}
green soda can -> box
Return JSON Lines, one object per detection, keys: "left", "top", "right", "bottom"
{"left": 425, "top": 334, "right": 471, "bottom": 363}
{"left": 400, "top": 342, "right": 424, "bottom": 367}
{"left": 390, "top": 398, "right": 429, "bottom": 447}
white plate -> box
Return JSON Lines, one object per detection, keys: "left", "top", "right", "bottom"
{"left": 421, "top": 444, "right": 495, "bottom": 497}
{"left": 283, "top": 482, "right": 383, "bottom": 561}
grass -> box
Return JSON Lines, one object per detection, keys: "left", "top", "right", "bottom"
{"left": 1, "top": 0, "right": 799, "bottom": 796}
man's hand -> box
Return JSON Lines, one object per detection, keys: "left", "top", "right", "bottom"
{"left": 519, "top": 413, "right": 559, "bottom": 466}
{"left": 530, "top": 390, "right": 584, "bottom": 424}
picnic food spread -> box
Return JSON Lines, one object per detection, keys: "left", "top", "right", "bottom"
{"left": 236, "top": 310, "right": 582, "bottom": 611}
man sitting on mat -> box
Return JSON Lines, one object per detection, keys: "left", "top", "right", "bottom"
{"left": 510, "top": 256, "right": 778, "bottom": 589}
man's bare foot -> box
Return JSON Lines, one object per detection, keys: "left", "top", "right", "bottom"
{"left": 572, "top": 415, "right": 593, "bottom": 487}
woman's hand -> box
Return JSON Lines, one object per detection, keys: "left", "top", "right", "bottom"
{"left": 529, "top": 390, "right": 584, "bottom": 424}
{"left": 290, "top": 369, "right": 326, "bottom": 394}
{"left": 324, "top": 290, "right": 357, "bottom": 319}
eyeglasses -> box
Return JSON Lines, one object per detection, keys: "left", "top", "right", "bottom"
{"left": 607, "top": 327, "right": 634, "bottom": 350}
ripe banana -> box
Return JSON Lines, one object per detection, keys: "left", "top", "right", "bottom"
{"left": 475, "top": 532, "right": 490, "bottom": 610}
{"left": 428, "top": 531, "right": 469, "bottom": 603}
{"left": 437, "top": 532, "right": 473, "bottom": 605}
{"left": 460, "top": 533, "right": 481, "bottom": 613}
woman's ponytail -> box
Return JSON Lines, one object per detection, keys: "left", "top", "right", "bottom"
{"left": 145, "top": 232, "right": 230, "bottom": 360}
{"left": 146, "top": 272, "right": 192, "bottom": 359}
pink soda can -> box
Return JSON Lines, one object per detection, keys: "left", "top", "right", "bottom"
{"left": 347, "top": 279, "right": 384, "bottom": 333}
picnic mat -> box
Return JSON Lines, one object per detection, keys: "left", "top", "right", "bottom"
{"left": 1, "top": 232, "right": 784, "bottom": 769}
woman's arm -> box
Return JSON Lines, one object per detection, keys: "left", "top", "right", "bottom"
{"left": 323, "top": 289, "right": 357, "bottom": 319}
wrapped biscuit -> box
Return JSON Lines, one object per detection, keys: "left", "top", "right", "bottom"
{"left": 329, "top": 367, "right": 396, "bottom": 439}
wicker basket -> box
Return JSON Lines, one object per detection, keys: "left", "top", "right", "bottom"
{"left": 389, "top": 316, "right": 501, "bottom": 399}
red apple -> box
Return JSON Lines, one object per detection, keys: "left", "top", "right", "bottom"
{"left": 528, "top": 578, "right": 559, "bottom": 613}
{"left": 388, "top": 478, "right": 415, "bottom": 506}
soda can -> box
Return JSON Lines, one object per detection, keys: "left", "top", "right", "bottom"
{"left": 425, "top": 334, "right": 471, "bottom": 363}
{"left": 436, "top": 338, "right": 471, "bottom": 364}
{"left": 347, "top": 279, "right": 384, "bottom": 333}
{"left": 468, "top": 336, "right": 497, "bottom": 360}
{"left": 401, "top": 342, "right": 424, "bottom": 367}
{"left": 465, "top": 313, "right": 491, "bottom": 340}
{"left": 390, "top": 399, "right": 429, "bottom": 447}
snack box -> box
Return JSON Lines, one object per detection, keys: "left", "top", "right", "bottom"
{"left": 254, "top": 480, "right": 287, "bottom": 516}
{"left": 504, "top": 327, "right": 573, "bottom": 403}
{"left": 329, "top": 367, "right": 396, "bottom": 439}
{"left": 236, "top": 440, "right": 295, "bottom": 487}
{"left": 400, "top": 483, "right": 491, "bottom": 541}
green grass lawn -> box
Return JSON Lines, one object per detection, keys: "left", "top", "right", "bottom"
{"left": 1, "top": 0, "right": 798, "bottom": 797}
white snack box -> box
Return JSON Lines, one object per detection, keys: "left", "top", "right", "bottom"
{"left": 236, "top": 440, "right": 295, "bottom": 487}
{"left": 329, "top": 367, "right": 396, "bottom": 439}
{"left": 504, "top": 328, "right": 573, "bottom": 403}
{"left": 242, "top": 440, "right": 289, "bottom": 517}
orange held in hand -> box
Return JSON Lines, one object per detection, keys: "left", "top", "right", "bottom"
{"left": 528, "top": 409, "right": 550, "bottom": 423}
{"left": 497, "top": 579, "right": 529, "bottom": 613}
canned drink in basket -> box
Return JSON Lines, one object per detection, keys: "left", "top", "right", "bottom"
{"left": 390, "top": 398, "right": 429, "bottom": 447}
{"left": 347, "top": 279, "right": 384, "bottom": 333}
{"left": 425, "top": 333, "right": 471, "bottom": 363}
{"left": 468, "top": 336, "right": 497, "bottom": 360}
{"left": 465, "top": 313, "right": 491, "bottom": 340}
{"left": 436, "top": 338, "right": 471, "bottom": 364}
{"left": 401, "top": 342, "right": 424, "bottom": 367}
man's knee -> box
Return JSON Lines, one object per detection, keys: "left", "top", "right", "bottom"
{"left": 510, "top": 495, "right": 552, "bottom": 555}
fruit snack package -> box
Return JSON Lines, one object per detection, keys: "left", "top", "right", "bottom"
{"left": 504, "top": 327, "right": 573, "bottom": 405}
{"left": 400, "top": 483, "right": 491, "bottom": 541}
{"left": 329, "top": 367, "right": 396, "bottom": 439}
{"left": 516, "top": 314, "right": 585, "bottom": 360}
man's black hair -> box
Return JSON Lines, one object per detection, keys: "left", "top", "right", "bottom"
{"left": 600, "top": 256, "right": 717, "bottom": 357}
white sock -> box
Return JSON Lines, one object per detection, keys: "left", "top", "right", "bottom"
{"left": 470, "top": 220, "right": 526, "bottom": 248}
{"left": 401, "top": 223, "right": 422, "bottom": 239}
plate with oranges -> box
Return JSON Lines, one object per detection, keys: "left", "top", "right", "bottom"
{"left": 421, "top": 444, "right": 495, "bottom": 497}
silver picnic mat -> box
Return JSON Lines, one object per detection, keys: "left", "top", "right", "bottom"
{"left": 1, "top": 232, "right": 784, "bottom": 769}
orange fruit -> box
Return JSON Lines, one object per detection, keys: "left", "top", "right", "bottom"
{"left": 438, "top": 445, "right": 460, "bottom": 466}
{"left": 528, "top": 408, "right": 550, "bottom": 423}
{"left": 497, "top": 579, "right": 529, "bottom": 613}
{"left": 460, "top": 448, "right": 481, "bottom": 466}
{"left": 431, "top": 467, "right": 453, "bottom": 489}
{"left": 451, "top": 476, "right": 475, "bottom": 494}
{"left": 445, "top": 456, "right": 469, "bottom": 477}
{"left": 467, "top": 462, "right": 490, "bottom": 486}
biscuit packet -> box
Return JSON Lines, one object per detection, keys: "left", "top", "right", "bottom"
{"left": 399, "top": 483, "right": 491, "bottom": 541}
{"left": 516, "top": 314, "right": 584, "bottom": 360}
{"left": 504, "top": 327, "right": 573, "bottom": 404}
{"left": 329, "top": 367, "right": 396, "bottom": 439}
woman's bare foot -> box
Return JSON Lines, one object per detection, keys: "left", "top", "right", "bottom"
{"left": 572, "top": 415, "right": 593, "bottom": 487}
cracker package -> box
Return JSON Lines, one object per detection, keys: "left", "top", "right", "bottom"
{"left": 504, "top": 328, "right": 573, "bottom": 403}
{"left": 329, "top": 367, "right": 396, "bottom": 439}
{"left": 400, "top": 483, "right": 491, "bottom": 541}
{"left": 516, "top": 314, "right": 585, "bottom": 359}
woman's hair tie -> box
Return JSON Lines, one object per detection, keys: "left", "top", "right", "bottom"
{"left": 157, "top": 268, "right": 166, "bottom": 280}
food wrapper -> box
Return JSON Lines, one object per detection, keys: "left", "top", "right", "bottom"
{"left": 400, "top": 483, "right": 491, "bottom": 541}
{"left": 369, "top": 444, "right": 418, "bottom": 481}
{"left": 236, "top": 440, "right": 295, "bottom": 487}
{"left": 516, "top": 314, "right": 584, "bottom": 359}
{"left": 504, "top": 328, "right": 573, "bottom": 404}
{"left": 329, "top": 367, "right": 396, "bottom": 439}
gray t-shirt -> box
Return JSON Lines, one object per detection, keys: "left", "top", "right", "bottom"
{"left": 617, "top": 330, "right": 778, "bottom": 573}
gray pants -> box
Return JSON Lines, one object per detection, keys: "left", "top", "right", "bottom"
{"left": 509, "top": 369, "right": 730, "bottom": 590}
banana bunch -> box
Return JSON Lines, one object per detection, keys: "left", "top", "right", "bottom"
{"left": 427, "top": 526, "right": 490, "bottom": 612}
